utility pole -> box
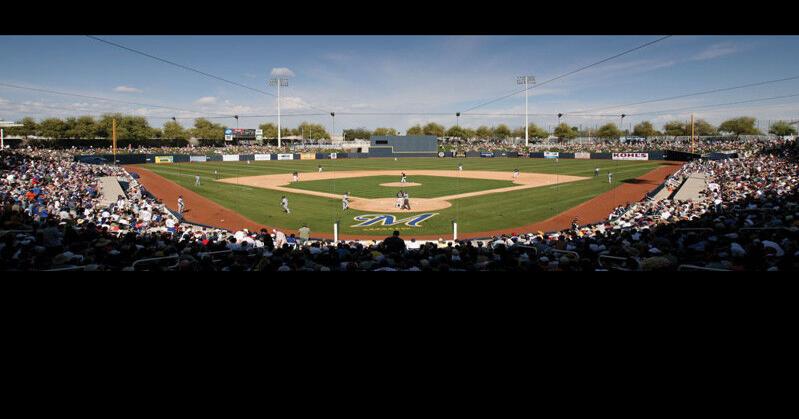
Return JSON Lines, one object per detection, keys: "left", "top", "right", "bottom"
{"left": 517, "top": 75, "right": 536, "bottom": 147}
{"left": 691, "top": 113, "right": 695, "bottom": 154}
{"left": 269, "top": 77, "right": 289, "bottom": 148}
{"left": 112, "top": 118, "right": 117, "bottom": 165}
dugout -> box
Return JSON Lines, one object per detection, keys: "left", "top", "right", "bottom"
{"left": 368, "top": 135, "right": 438, "bottom": 158}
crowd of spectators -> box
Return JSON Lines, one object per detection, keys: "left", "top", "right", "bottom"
{"left": 1, "top": 137, "right": 797, "bottom": 272}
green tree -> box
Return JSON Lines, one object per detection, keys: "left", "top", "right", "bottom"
{"left": 373, "top": 127, "right": 398, "bottom": 136}
{"left": 553, "top": 122, "right": 577, "bottom": 140}
{"left": 6, "top": 117, "right": 38, "bottom": 138}
{"left": 475, "top": 126, "right": 493, "bottom": 140}
{"left": 493, "top": 124, "right": 511, "bottom": 139}
{"left": 188, "top": 118, "right": 226, "bottom": 140}
{"left": 37, "top": 118, "right": 68, "bottom": 139}
{"left": 71, "top": 116, "right": 99, "bottom": 139}
{"left": 343, "top": 128, "right": 372, "bottom": 141}
{"left": 422, "top": 122, "right": 445, "bottom": 137}
{"left": 63, "top": 117, "right": 78, "bottom": 139}
{"left": 633, "top": 121, "right": 658, "bottom": 138}
{"left": 768, "top": 121, "right": 798, "bottom": 136}
{"left": 162, "top": 121, "right": 188, "bottom": 140}
{"left": 663, "top": 121, "right": 688, "bottom": 136}
{"left": 462, "top": 128, "right": 476, "bottom": 140}
{"left": 258, "top": 123, "right": 278, "bottom": 138}
{"left": 296, "top": 122, "right": 330, "bottom": 139}
{"left": 719, "top": 117, "right": 761, "bottom": 136}
{"left": 595, "top": 123, "right": 622, "bottom": 139}
{"left": 693, "top": 119, "right": 717, "bottom": 136}
{"left": 446, "top": 125, "right": 467, "bottom": 139}
{"left": 406, "top": 125, "right": 424, "bottom": 136}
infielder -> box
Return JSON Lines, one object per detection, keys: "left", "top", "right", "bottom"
{"left": 292, "top": 171, "right": 299, "bottom": 183}
{"left": 342, "top": 192, "right": 350, "bottom": 210}
{"left": 194, "top": 175, "right": 201, "bottom": 186}
{"left": 318, "top": 164, "right": 323, "bottom": 173}
{"left": 594, "top": 167, "right": 600, "bottom": 177}
{"left": 513, "top": 168, "right": 520, "bottom": 179}
{"left": 400, "top": 172, "right": 407, "bottom": 183}
{"left": 458, "top": 163, "right": 463, "bottom": 172}
{"left": 177, "top": 195, "right": 185, "bottom": 217}
{"left": 281, "top": 196, "right": 290, "bottom": 214}
{"left": 396, "top": 190, "right": 404, "bottom": 208}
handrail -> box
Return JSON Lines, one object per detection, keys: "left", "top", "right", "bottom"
{"left": 739, "top": 227, "right": 792, "bottom": 232}
{"left": 677, "top": 264, "right": 731, "bottom": 272}
{"left": 131, "top": 255, "right": 179, "bottom": 269}
{"left": 550, "top": 249, "right": 580, "bottom": 259}
{"left": 44, "top": 266, "right": 87, "bottom": 272}
{"left": 598, "top": 255, "right": 629, "bottom": 269}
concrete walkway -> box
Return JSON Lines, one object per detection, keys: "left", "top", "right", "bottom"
{"left": 98, "top": 176, "right": 126, "bottom": 206}
{"left": 672, "top": 172, "right": 708, "bottom": 201}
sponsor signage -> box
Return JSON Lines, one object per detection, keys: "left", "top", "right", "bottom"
{"left": 330, "top": 153, "right": 337, "bottom": 160}
{"left": 224, "top": 129, "right": 233, "bottom": 135}
{"left": 255, "top": 129, "right": 263, "bottom": 142}
{"left": 455, "top": 152, "right": 466, "bottom": 158}
{"left": 254, "top": 154, "right": 271, "bottom": 161}
{"left": 301, "top": 153, "right": 316, "bottom": 160}
{"left": 544, "top": 151, "right": 560, "bottom": 159}
{"left": 352, "top": 213, "right": 438, "bottom": 228}
{"left": 438, "top": 151, "right": 445, "bottom": 158}
{"left": 222, "top": 154, "right": 239, "bottom": 161}
{"left": 224, "top": 135, "right": 233, "bottom": 141}
{"left": 480, "top": 152, "right": 495, "bottom": 158}
{"left": 277, "top": 153, "right": 294, "bottom": 160}
{"left": 574, "top": 152, "right": 591, "bottom": 159}
{"left": 155, "top": 156, "right": 173, "bottom": 164}
{"left": 612, "top": 152, "right": 649, "bottom": 161}
{"left": 189, "top": 155, "right": 207, "bottom": 162}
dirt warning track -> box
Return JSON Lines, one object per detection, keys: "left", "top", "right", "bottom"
{"left": 217, "top": 170, "right": 586, "bottom": 212}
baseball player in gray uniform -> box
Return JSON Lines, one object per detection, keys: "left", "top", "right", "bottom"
{"left": 342, "top": 192, "right": 350, "bottom": 210}
{"left": 281, "top": 196, "right": 290, "bottom": 214}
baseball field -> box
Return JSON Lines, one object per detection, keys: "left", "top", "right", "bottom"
{"left": 130, "top": 157, "right": 674, "bottom": 239}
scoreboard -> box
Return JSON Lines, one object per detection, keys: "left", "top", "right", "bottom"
{"left": 225, "top": 128, "right": 257, "bottom": 141}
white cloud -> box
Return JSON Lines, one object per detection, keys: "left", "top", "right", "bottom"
{"left": 270, "top": 67, "right": 295, "bottom": 77}
{"left": 691, "top": 43, "right": 739, "bottom": 61}
{"left": 194, "top": 96, "right": 218, "bottom": 105}
{"left": 114, "top": 85, "right": 143, "bottom": 93}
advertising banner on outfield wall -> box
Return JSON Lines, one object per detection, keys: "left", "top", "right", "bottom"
{"left": 301, "top": 153, "right": 316, "bottom": 160}
{"left": 277, "top": 154, "right": 294, "bottom": 160}
{"left": 480, "top": 152, "right": 495, "bottom": 158}
{"left": 254, "top": 154, "right": 271, "bottom": 161}
{"left": 330, "top": 153, "right": 337, "bottom": 160}
{"left": 574, "top": 152, "right": 591, "bottom": 159}
{"left": 155, "top": 156, "right": 174, "bottom": 164}
{"left": 455, "top": 152, "right": 466, "bottom": 157}
{"left": 189, "top": 156, "right": 207, "bottom": 162}
{"left": 222, "top": 154, "right": 239, "bottom": 161}
{"left": 544, "top": 151, "right": 559, "bottom": 159}
{"left": 612, "top": 152, "right": 649, "bottom": 161}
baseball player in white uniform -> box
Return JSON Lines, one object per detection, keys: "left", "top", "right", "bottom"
{"left": 292, "top": 171, "right": 299, "bottom": 183}
{"left": 281, "top": 196, "right": 290, "bottom": 214}
{"left": 396, "top": 191, "right": 404, "bottom": 208}
{"left": 513, "top": 168, "right": 520, "bottom": 179}
{"left": 177, "top": 196, "right": 185, "bottom": 217}
{"left": 342, "top": 192, "right": 350, "bottom": 210}
{"left": 194, "top": 175, "right": 201, "bottom": 186}
{"left": 608, "top": 172, "right": 613, "bottom": 184}
{"left": 318, "top": 165, "right": 323, "bottom": 173}
{"left": 400, "top": 172, "right": 407, "bottom": 183}
{"left": 458, "top": 163, "right": 463, "bottom": 172}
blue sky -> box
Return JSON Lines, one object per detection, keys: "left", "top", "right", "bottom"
{"left": 1, "top": 35, "right": 798, "bottom": 133}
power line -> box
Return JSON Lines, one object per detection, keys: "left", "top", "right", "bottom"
{"left": 568, "top": 74, "right": 799, "bottom": 114}
{"left": 0, "top": 81, "right": 232, "bottom": 118}
{"left": 627, "top": 92, "right": 799, "bottom": 117}
{"left": 86, "top": 35, "right": 333, "bottom": 115}
{"left": 460, "top": 35, "right": 673, "bottom": 114}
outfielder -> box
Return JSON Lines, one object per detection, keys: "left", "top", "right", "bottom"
{"left": 281, "top": 196, "right": 290, "bottom": 214}
{"left": 194, "top": 175, "right": 201, "bottom": 186}
{"left": 608, "top": 172, "right": 613, "bottom": 184}
{"left": 342, "top": 192, "right": 350, "bottom": 210}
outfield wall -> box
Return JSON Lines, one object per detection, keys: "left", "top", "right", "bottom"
{"left": 74, "top": 149, "right": 699, "bottom": 164}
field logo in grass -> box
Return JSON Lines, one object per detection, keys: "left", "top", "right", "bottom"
{"left": 352, "top": 213, "right": 438, "bottom": 228}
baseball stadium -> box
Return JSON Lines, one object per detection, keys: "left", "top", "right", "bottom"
{"left": 2, "top": 34, "right": 798, "bottom": 272}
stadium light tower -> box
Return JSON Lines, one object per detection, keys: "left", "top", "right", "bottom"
{"left": 269, "top": 77, "right": 289, "bottom": 147}
{"left": 0, "top": 120, "right": 24, "bottom": 149}
{"left": 517, "top": 75, "right": 536, "bottom": 147}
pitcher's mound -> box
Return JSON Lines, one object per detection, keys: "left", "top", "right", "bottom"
{"left": 348, "top": 197, "right": 451, "bottom": 212}
{"left": 380, "top": 182, "right": 421, "bottom": 187}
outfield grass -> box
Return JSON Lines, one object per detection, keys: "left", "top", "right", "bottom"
{"left": 285, "top": 175, "right": 517, "bottom": 198}
{"left": 141, "top": 157, "right": 664, "bottom": 237}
